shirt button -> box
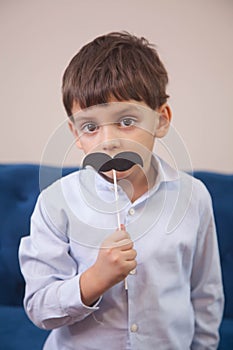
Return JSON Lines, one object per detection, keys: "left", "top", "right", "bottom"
{"left": 130, "top": 324, "right": 138, "bottom": 332}
{"left": 128, "top": 208, "right": 135, "bottom": 216}
{"left": 129, "top": 269, "right": 136, "bottom": 275}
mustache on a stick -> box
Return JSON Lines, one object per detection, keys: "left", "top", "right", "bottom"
{"left": 83, "top": 150, "right": 143, "bottom": 291}
{"left": 82, "top": 151, "right": 143, "bottom": 172}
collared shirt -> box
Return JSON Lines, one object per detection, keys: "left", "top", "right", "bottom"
{"left": 19, "top": 156, "right": 224, "bottom": 350}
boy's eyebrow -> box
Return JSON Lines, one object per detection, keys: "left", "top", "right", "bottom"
{"left": 73, "top": 104, "right": 144, "bottom": 121}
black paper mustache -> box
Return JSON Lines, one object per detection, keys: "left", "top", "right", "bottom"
{"left": 82, "top": 151, "right": 143, "bottom": 172}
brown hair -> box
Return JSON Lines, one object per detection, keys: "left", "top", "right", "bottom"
{"left": 62, "top": 32, "right": 169, "bottom": 117}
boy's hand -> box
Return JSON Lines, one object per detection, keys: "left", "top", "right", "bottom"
{"left": 80, "top": 225, "right": 137, "bottom": 306}
{"left": 94, "top": 225, "right": 137, "bottom": 288}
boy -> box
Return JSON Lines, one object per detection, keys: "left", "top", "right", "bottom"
{"left": 19, "top": 32, "right": 224, "bottom": 349}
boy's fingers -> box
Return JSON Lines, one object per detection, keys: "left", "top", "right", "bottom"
{"left": 101, "top": 227, "right": 132, "bottom": 248}
{"left": 109, "top": 228, "right": 130, "bottom": 242}
{"left": 127, "top": 260, "right": 137, "bottom": 272}
{"left": 102, "top": 238, "right": 133, "bottom": 250}
{"left": 123, "top": 249, "right": 137, "bottom": 260}
{"left": 116, "top": 239, "right": 133, "bottom": 250}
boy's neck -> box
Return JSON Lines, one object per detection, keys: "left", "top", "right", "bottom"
{"left": 101, "top": 165, "right": 157, "bottom": 203}
{"left": 123, "top": 166, "right": 157, "bottom": 202}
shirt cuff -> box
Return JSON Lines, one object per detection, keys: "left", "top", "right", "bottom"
{"left": 57, "top": 274, "right": 102, "bottom": 320}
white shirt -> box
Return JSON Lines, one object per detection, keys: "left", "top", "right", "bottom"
{"left": 19, "top": 156, "right": 224, "bottom": 350}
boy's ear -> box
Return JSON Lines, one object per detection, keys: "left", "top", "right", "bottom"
{"left": 155, "top": 104, "right": 172, "bottom": 138}
{"left": 68, "top": 119, "right": 83, "bottom": 149}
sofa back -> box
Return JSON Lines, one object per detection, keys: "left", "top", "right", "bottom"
{"left": 193, "top": 171, "right": 233, "bottom": 319}
{"left": 0, "top": 165, "right": 232, "bottom": 318}
{"left": 0, "top": 164, "right": 75, "bottom": 306}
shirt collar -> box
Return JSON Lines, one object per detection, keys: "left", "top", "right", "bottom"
{"left": 152, "top": 154, "right": 179, "bottom": 187}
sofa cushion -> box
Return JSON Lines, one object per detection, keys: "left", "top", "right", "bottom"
{"left": 219, "top": 318, "right": 233, "bottom": 349}
{"left": 0, "top": 305, "right": 49, "bottom": 349}
{"left": 193, "top": 172, "right": 233, "bottom": 318}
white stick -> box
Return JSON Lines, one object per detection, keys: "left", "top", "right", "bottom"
{"left": 113, "top": 169, "right": 121, "bottom": 230}
{"left": 112, "top": 169, "right": 128, "bottom": 290}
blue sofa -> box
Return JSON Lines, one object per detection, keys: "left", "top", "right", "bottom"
{"left": 0, "top": 164, "right": 232, "bottom": 349}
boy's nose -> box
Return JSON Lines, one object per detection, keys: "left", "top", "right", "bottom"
{"left": 101, "top": 124, "right": 121, "bottom": 152}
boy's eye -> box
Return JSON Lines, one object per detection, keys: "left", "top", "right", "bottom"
{"left": 119, "top": 117, "right": 136, "bottom": 128}
{"left": 82, "top": 123, "right": 99, "bottom": 134}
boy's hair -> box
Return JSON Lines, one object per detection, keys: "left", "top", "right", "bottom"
{"left": 62, "top": 31, "right": 169, "bottom": 117}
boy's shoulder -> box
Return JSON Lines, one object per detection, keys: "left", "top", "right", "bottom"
{"left": 158, "top": 156, "right": 212, "bottom": 205}
{"left": 34, "top": 170, "right": 84, "bottom": 235}
{"left": 178, "top": 170, "right": 214, "bottom": 222}
{"left": 41, "top": 168, "right": 83, "bottom": 199}
{"left": 180, "top": 169, "right": 212, "bottom": 202}
{"left": 40, "top": 168, "right": 100, "bottom": 210}
{"left": 41, "top": 168, "right": 80, "bottom": 192}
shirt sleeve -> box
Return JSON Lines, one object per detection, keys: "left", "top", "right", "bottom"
{"left": 19, "top": 192, "right": 101, "bottom": 330}
{"left": 190, "top": 183, "right": 224, "bottom": 349}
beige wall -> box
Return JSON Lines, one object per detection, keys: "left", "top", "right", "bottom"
{"left": 1, "top": 0, "right": 233, "bottom": 172}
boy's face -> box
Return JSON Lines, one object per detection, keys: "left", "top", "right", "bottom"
{"left": 69, "top": 100, "right": 171, "bottom": 180}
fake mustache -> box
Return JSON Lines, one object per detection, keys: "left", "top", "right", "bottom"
{"left": 82, "top": 151, "right": 143, "bottom": 172}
